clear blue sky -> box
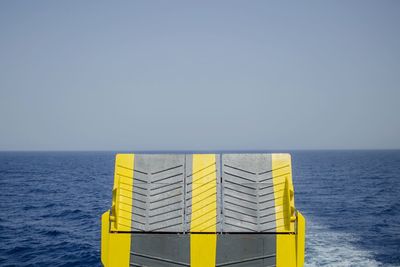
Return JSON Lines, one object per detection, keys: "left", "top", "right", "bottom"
{"left": 0, "top": 1, "right": 399, "bottom": 150}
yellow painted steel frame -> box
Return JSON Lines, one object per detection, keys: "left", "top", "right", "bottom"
{"left": 190, "top": 154, "right": 217, "bottom": 267}
{"left": 272, "top": 154, "right": 305, "bottom": 267}
{"left": 101, "top": 154, "right": 134, "bottom": 267}
{"left": 296, "top": 212, "right": 306, "bottom": 267}
{"left": 101, "top": 153, "right": 305, "bottom": 267}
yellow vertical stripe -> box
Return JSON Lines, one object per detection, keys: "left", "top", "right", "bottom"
{"left": 296, "top": 212, "right": 306, "bottom": 267}
{"left": 190, "top": 154, "right": 217, "bottom": 267}
{"left": 275, "top": 234, "right": 296, "bottom": 267}
{"left": 271, "top": 153, "right": 294, "bottom": 232}
{"left": 101, "top": 210, "right": 110, "bottom": 266}
{"left": 109, "top": 154, "right": 134, "bottom": 267}
{"left": 113, "top": 154, "right": 135, "bottom": 231}
{"left": 190, "top": 234, "right": 217, "bottom": 267}
{"left": 272, "top": 153, "right": 296, "bottom": 267}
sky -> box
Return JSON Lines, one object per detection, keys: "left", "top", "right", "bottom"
{"left": 0, "top": 1, "right": 399, "bottom": 151}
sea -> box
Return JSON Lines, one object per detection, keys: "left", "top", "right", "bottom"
{"left": 0, "top": 151, "right": 399, "bottom": 266}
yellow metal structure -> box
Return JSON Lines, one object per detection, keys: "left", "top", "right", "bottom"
{"left": 101, "top": 153, "right": 306, "bottom": 267}
{"left": 272, "top": 154, "right": 300, "bottom": 267}
{"left": 272, "top": 154, "right": 296, "bottom": 232}
{"left": 101, "top": 154, "right": 134, "bottom": 267}
{"left": 190, "top": 154, "right": 217, "bottom": 267}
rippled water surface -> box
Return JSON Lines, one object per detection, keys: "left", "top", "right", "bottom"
{"left": 0, "top": 151, "right": 399, "bottom": 266}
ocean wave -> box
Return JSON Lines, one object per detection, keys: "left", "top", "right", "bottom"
{"left": 305, "top": 221, "right": 394, "bottom": 267}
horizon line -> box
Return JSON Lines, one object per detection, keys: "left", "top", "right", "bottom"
{"left": 0, "top": 148, "right": 399, "bottom": 153}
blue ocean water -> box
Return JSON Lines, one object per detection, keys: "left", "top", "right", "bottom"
{"left": 0, "top": 151, "right": 399, "bottom": 266}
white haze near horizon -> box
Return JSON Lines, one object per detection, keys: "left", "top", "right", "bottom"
{"left": 0, "top": 1, "right": 399, "bottom": 151}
